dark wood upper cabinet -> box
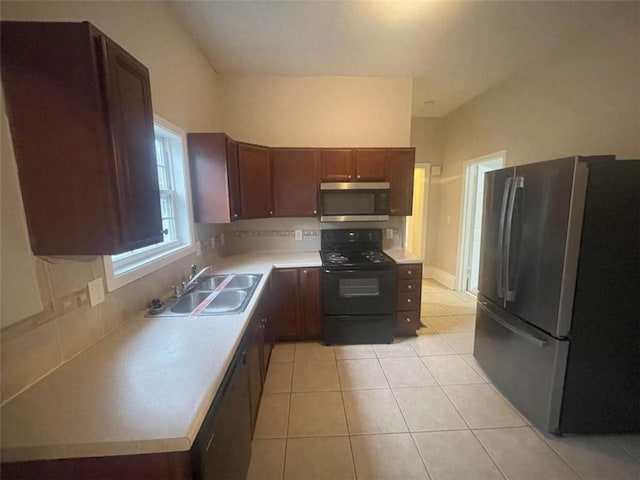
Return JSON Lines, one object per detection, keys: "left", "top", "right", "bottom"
{"left": 238, "top": 143, "right": 273, "bottom": 219}
{"left": 320, "top": 149, "right": 355, "bottom": 182}
{"left": 0, "top": 21, "right": 161, "bottom": 255}
{"left": 272, "top": 148, "right": 320, "bottom": 217}
{"left": 388, "top": 148, "right": 416, "bottom": 216}
{"left": 188, "top": 133, "right": 240, "bottom": 223}
{"left": 355, "top": 149, "right": 389, "bottom": 182}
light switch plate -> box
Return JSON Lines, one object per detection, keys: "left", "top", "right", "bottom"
{"left": 295, "top": 230, "right": 303, "bottom": 241}
{"left": 386, "top": 228, "right": 394, "bottom": 240}
{"left": 88, "top": 278, "right": 105, "bottom": 307}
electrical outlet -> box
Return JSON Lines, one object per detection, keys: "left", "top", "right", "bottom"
{"left": 88, "top": 278, "right": 105, "bottom": 307}
{"left": 211, "top": 236, "right": 216, "bottom": 249}
{"left": 220, "top": 233, "right": 225, "bottom": 246}
{"left": 195, "top": 241, "right": 202, "bottom": 256}
{"left": 386, "top": 228, "right": 394, "bottom": 240}
{"left": 295, "top": 230, "right": 303, "bottom": 241}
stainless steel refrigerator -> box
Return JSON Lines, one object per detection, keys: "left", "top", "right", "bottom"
{"left": 474, "top": 155, "right": 639, "bottom": 434}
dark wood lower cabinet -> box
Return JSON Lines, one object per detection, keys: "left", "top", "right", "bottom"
{"left": 395, "top": 263, "right": 423, "bottom": 336}
{"left": 1, "top": 452, "right": 191, "bottom": 480}
{"left": 271, "top": 267, "right": 321, "bottom": 342}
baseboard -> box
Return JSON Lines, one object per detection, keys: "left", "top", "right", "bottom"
{"left": 424, "top": 265, "right": 456, "bottom": 290}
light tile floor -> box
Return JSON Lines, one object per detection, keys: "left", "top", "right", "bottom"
{"left": 248, "top": 279, "right": 640, "bottom": 480}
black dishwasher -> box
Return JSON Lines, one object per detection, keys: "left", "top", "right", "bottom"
{"left": 191, "top": 340, "right": 252, "bottom": 479}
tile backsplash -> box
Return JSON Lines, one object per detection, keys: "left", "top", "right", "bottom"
{"left": 221, "top": 217, "right": 404, "bottom": 255}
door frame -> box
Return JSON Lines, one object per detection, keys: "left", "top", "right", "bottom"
{"left": 404, "top": 163, "right": 430, "bottom": 261}
{"left": 456, "top": 151, "right": 506, "bottom": 291}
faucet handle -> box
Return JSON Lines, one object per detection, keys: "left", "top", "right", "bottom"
{"left": 190, "top": 264, "right": 197, "bottom": 276}
{"left": 171, "top": 284, "right": 183, "bottom": 297}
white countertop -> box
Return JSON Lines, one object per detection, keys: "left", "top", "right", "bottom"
{"left": 0, "top": 251, "right": 321, "bottom": 463}
{"left": 385, "top": 248, "right": 424, "bottom": 264}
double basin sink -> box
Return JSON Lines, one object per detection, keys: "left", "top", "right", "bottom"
{"left": 153, "top": 274, "right": 262, "bottom": 317}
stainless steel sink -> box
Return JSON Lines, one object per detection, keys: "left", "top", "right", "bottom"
{"left": 148, "top": 273, "right": 262, "bottom": 317}
{"left": 170, "top": 292, "right": 212, "bottom": 314}
{"left": 198, "top": 274, "right": 259, "bottom": 291}
{"left": 202, "top": 290, "right": 248, "bottom": 313}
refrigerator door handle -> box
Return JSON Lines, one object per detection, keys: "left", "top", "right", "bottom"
{"left": 478, "top": 301, "right": 548, "bottom": 348}
{"left": 504, "top": 176, "right": 524, "bottom": 302}
{"left": 497, "top": 177, "right": 513, "bottom": 299}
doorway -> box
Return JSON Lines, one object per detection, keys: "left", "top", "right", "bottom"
{"left": 405, "top": 164, "right": 429, "bottom": 262}
{"left": 457, "top": 152, "right": 505, "bottom": 294}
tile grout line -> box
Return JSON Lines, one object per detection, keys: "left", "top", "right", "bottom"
{"left": 334, "top": 345, "right": 359, "bottom": 479}
{"left": 281, "top": 344, "right": 296, "bottom": 480}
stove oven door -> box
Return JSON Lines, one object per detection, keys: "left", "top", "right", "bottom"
{"left": 323, "top": 268, "right": 396, "bottom": 315}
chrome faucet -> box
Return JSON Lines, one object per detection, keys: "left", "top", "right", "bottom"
{"left": 171, "top": 264, "right": 211, "bottom": 298}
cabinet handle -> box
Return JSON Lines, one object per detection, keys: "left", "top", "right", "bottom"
{"left": 233, "top": 213, "right": 238, "bottom": 219}
{"left": 408, "top": 285, "right": 412, "bottom": 290}
{"left": 313, "top": 210, "right": 317, "bottom": 214}
{"left": 407, "top": 298, "right": 412, "bottom": 303}
{"left": 303, "top": 270, "right": 307, "bottom": 274}
{"left": 406, "top": 317, "right": 411, "bottom": 323}
{"left": 269, "top": 210, "right": 273, "bottom": 215}
{"left": 407, "top": 270, "right": 412, "bottom": 275}
{"left": 161, "top": 229, "right": 169, "bottom": 236}
{"left": 348, "top": 175, "right": 352, "bottom": 180}
{"left": 390, "top": 208, "right": 395, "bottom": 213}
{"left": 357, "top": 175, "right": 361, "bottom": 179}
{"left": 206, "top": 432, "right": 216, "bottom": 452}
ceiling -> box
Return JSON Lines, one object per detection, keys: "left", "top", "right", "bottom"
{"left": 169, "top": 1, "right": 630, "bottom": 118}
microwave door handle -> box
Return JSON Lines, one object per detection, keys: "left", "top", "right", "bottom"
{"left": 497, "top": 177, "right": 513, "bottom": 299}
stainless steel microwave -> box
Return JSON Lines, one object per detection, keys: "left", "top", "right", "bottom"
{"left": 319, "top": 182, "right": 390, "bottom": 222}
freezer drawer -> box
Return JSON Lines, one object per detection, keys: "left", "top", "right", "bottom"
{"left": 473, "top": 299, "right": 568, "bottom": 433}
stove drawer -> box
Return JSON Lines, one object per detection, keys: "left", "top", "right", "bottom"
{"left": 397, "top": 292, "right": 420, "bottom": 311}
{"left": 397, "top": 264, "right": 422, "bottom": 280}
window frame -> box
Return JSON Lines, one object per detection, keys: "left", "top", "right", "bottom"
{"left": 103, "top": 115, "right": 196, "bottom": 292}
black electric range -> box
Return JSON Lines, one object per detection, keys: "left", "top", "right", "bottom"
{"left": 320, "top": 229, "right": 397, "bottom": 344}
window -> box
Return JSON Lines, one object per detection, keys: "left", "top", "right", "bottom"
{"left": 103, "top": 116, "right": 195, "bottom": 291}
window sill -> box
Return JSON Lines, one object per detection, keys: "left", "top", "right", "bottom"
{"left": 103, "top": 243, "right": 196, "bottom": 292}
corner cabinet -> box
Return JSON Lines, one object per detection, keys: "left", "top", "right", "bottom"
{"left": 188, "top": 133, "right": 241, "bottom": 223}
{"left": 389, "top": 148, "right": 416, "bottom": 216}
{"left": 0, "top": 21, "right": 162, "bottom": 255}
{"left": 238, "top": 143, "right": 273, "bottom": 219}
{"left": 395, "top": 263, "right": 423, "bottom": 336}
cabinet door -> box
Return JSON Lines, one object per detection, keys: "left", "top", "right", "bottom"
{"left": 321, "top": 149, "right": 355, "bottom": 182}
{"left": 388, "top": 148, "right": 416, "bottom": 216}
{"left": 270, "top": 269, "right": 301, "bottom": 341}
{"left": 101, "top": 36, "right": 162, "bottom": 251}
{"left": 272, "top": 149, "right": 320, "bottom": 217}
{"left": 226, "top": 138, "right": 241, "bottom": 221}
{"left": 300, "top": 268, "right": 322, "bottom": 340}
{"left": 246, "top": 318, "right": 263, "bottom": 431}
{"left": 355, "top": 149, "right": 389, "bottom": 182}
{"left": 188, "top": 133, "right": 238, "bottom": 224}
{"left": 262, "top": 315, "right": 274, "bottom": 377}
{"left": 238, "top": 144, "right": 272, "bottom": 218}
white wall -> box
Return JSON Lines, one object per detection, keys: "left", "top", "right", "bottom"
{"left": 220, "top": 75, "right": 412, "bottom": 147}
{"left": 433, "top": 5, "right": 640, "bottom": 277}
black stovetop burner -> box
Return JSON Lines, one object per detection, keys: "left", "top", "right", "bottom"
{"left": 320, "top": 229, "right": 395, "bottom": 270}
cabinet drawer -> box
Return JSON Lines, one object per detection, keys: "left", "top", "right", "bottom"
{"left": 397, "top": 293, "right": 421, "bottom": 311}
{"left": 396, "top": 311, "right": 421, "bottom": 336}
{"left": 397, "top": 264, "right": 422, "bottom": 280}
{"left": 398, "top": 279, "right": 420, "bottom": 293}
